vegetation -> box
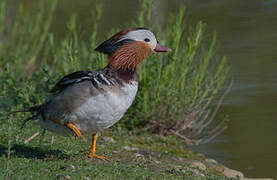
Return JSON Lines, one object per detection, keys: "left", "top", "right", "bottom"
{"left": 0, "top": 0, "right": 230, "bottom": 179}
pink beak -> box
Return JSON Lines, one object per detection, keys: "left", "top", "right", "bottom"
{"left": 154, "top": 43, "right": 171, "bottom": 52}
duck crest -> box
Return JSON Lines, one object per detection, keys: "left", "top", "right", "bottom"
{"left": 95, "top": 28, "right": 148, "bottom": 55}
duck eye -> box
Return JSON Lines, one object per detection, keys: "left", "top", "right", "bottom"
{"left": 144, "top": 38, "right": 150, "bottom": 42}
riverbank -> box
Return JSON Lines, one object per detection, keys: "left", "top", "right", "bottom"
{"left": 2, "top": 127, "right": 272, "bottom": 179}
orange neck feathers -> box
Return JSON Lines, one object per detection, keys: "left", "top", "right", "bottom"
{"left": 108, "top": 41, "right": 153, "bottom": 71}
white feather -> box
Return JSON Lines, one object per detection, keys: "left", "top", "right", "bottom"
{"left": 40, "top": 81, "right": 138, "bottom": 135}
{"left": 120, "top": 29, "right": 157, "bottom": 50}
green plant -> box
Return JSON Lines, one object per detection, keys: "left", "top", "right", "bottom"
{"left": 0, "top": 0, "right": 231, "bottom": 178}
{"left": 124, "top": 4, "right": 230, "bottom": 145}
{"left": 0, "top": 0, "right": 229, "bottom": 145}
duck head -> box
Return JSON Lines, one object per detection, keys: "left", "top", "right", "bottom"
{"left": 95, "top": 28, "right": 170, "bottom": 71}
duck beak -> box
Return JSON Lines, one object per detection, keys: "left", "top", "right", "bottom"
{"left": 154, "top": 43, "right": 171, "bottom": 52}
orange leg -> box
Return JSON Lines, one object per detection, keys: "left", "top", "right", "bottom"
{"left": 88, "top": 134, "right": 109, "bottom": 161}
{"left": 66, "top": 123, "right": 82, "bottom": 137}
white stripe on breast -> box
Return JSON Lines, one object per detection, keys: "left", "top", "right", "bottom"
{"left": 99, "top": 74, "right": 111, "bottom": 85}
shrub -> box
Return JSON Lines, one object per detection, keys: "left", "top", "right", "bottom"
{"left": 0, "top": 0, "right": 229, "bottom": 145}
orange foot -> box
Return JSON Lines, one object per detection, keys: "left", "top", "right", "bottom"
{"left": 66, "top": 123, "right": 82, "bottom": 137}
{"left": 88, "top": 153, "right": 109, "bottom": 161}
{"left": 88, "top": 133, "right": 109, "bottom": 161}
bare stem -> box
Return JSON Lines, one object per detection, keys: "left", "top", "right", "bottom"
{"left": 5, "top": 114, "right": 13, "bottom": 180}
{"left": 24, "top": 132, "right": 39, "bottom": 144}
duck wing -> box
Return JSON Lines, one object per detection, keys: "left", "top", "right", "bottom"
{"left": 50, "top": 71, "right": 95, "bottom": 93}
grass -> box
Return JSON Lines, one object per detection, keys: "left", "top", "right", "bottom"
{"left": 0, "top": 0, "right": 231, "bottom": 179}
{"left": 1, "top": 126, "right": 230, "bottom": 179}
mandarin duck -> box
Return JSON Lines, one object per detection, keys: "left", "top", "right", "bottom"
{"left": 16, "top": 28, "right": 170, "bottom": 161}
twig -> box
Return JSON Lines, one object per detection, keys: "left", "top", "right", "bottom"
{"left": 5, "top": 114, "right": 13, "bottom": 180}
{"left": 172, "top": 131, "right": 195, "bottom": 146}
{"left": 51, "top": 136, "right": 54, "bottom": 146}
{"left": 194, "top": 110, "right": 210, "bottom": 132}
{"left": 177, "top": 81, "right": 233, "bottom": 145}
{"left": 24, "top": 132, "right": 39, "bottom": 144}
{"left": 201, "top": 116, "right": 229, "bottom": 144}
{"left": 193, "top": 81, "right": 233, "bottom": 139}
{"left": 200, "top": 81, "right": 233, "bottom": 131}
{"left": 174, "top": 110, "right": 195, "bottom": 133}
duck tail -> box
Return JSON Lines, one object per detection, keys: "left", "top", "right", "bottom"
{"left": 10, "top": 105, "right": 42, "bottom": 128}
{"left": 10, "top": 105, "right": 42, "bottom": 113}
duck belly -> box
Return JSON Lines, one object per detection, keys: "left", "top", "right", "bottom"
{"left": 40, "top": 82, "right": 138, "bottom": 135}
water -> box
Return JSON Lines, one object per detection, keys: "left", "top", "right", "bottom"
{"left": 17, "top": 0, "right": 277, "bottom": 178}
{"left": 186, "top": 1, "right": 277, "bottom": 178}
